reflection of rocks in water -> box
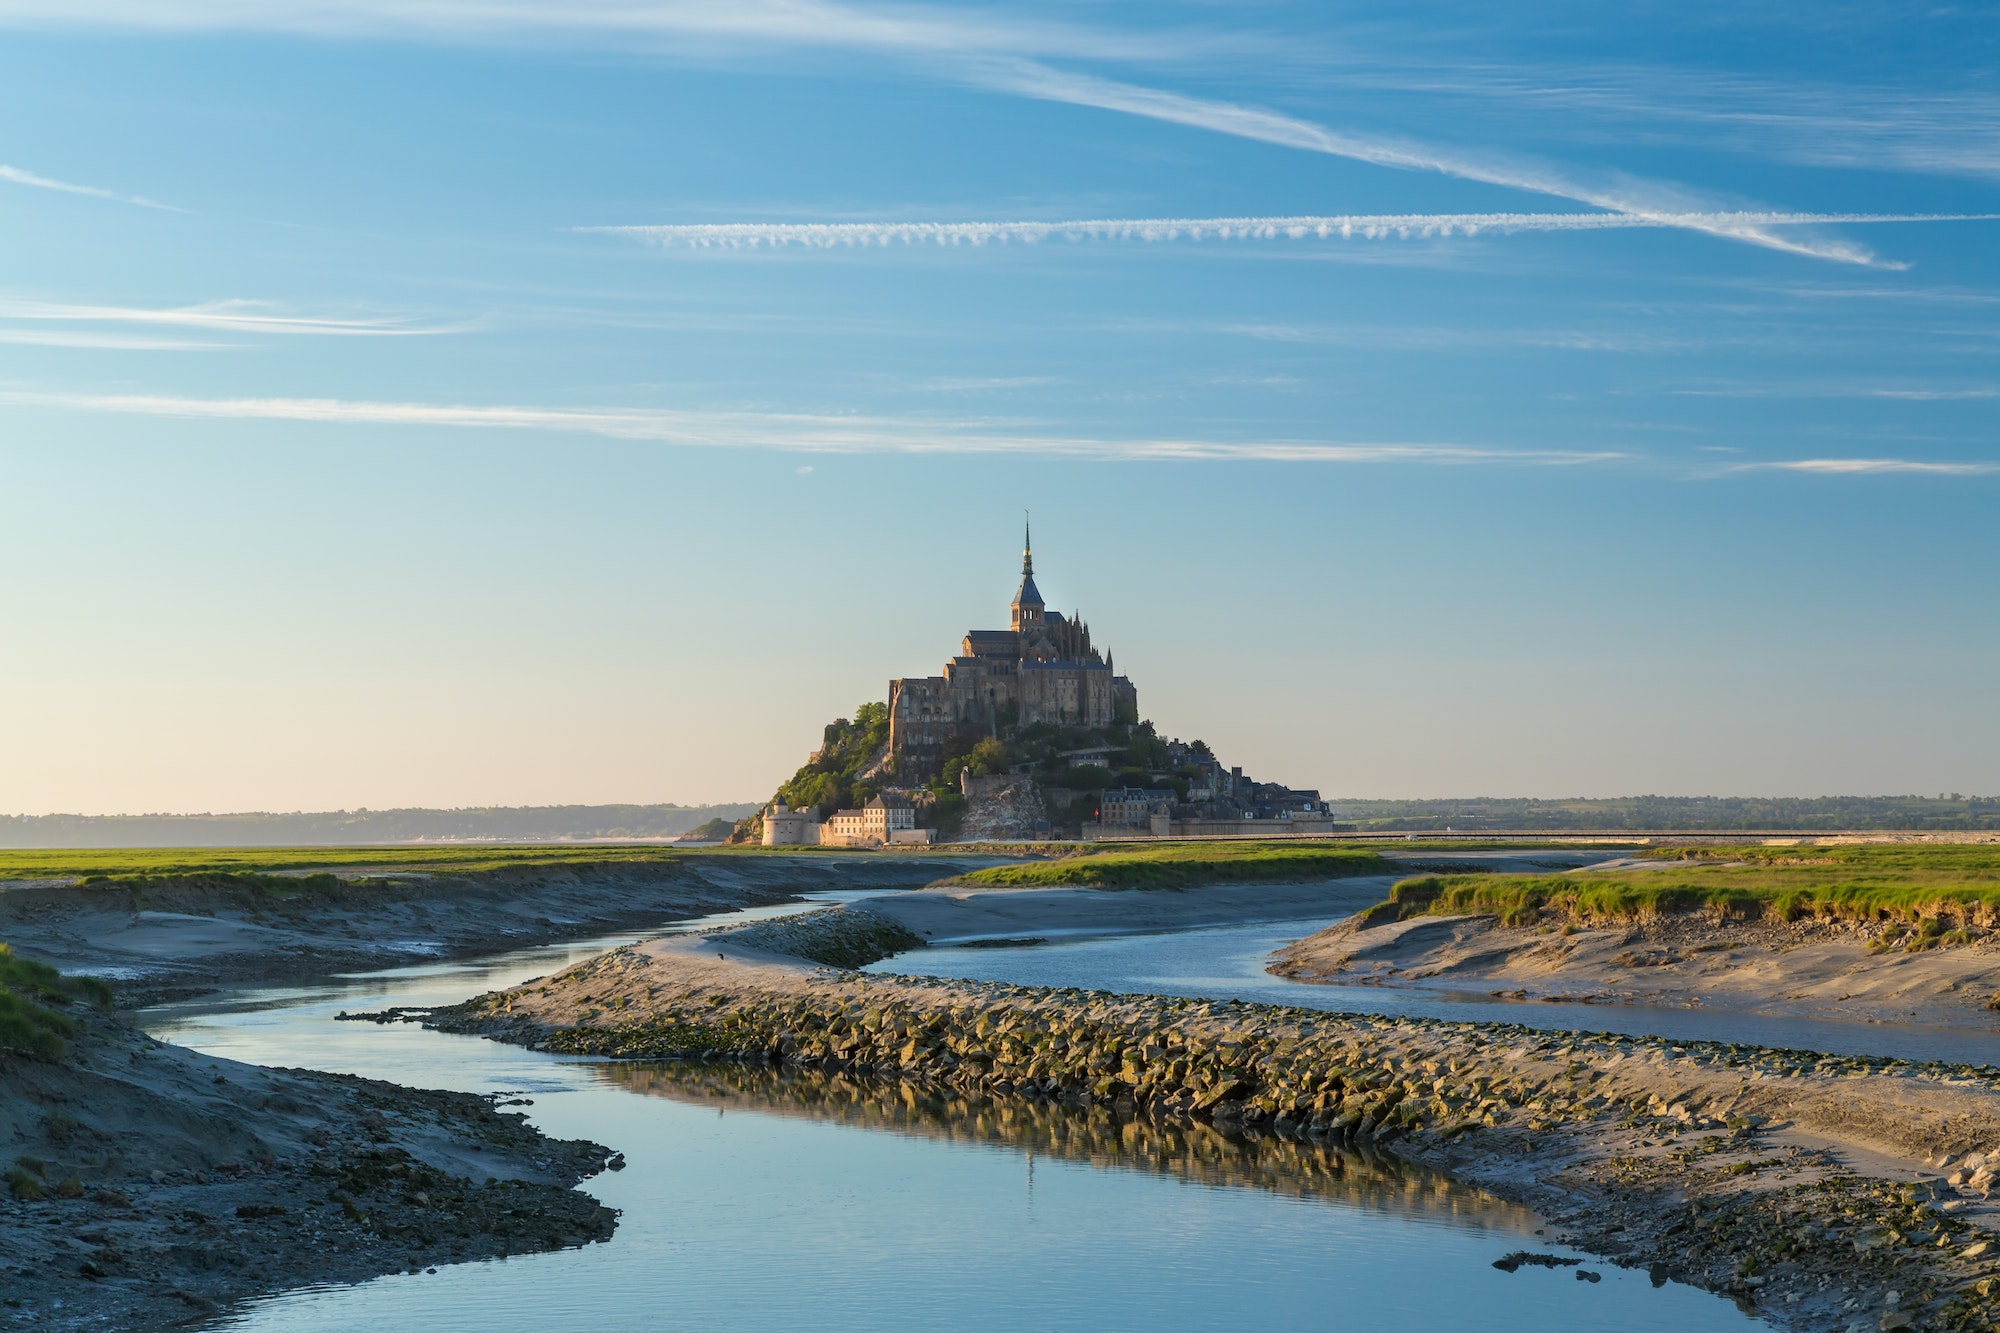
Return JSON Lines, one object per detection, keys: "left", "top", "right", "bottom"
{"left": 600, "top": 1062, "right": 1536, "bottom": 1232}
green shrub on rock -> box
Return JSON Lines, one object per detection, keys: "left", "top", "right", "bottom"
{"left": 0, "top": 942, "right": 112, "bottom": 1062}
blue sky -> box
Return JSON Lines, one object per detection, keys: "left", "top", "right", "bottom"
{"left": 1, "top": 1, "right": 1996, "bottom": 813}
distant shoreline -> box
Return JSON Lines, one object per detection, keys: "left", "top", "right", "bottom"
{"left": 0, "top": 802, "right": 761, "bottom": 849}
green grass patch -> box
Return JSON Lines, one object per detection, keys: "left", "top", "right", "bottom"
{"left": 0, "top": 942, "right": 112, "bottom": 1062}
{"left": 1358, "top": 843, "right": 2000, "bottom": 932}
{"left": 0, "top": 844, "right": 690, "bottom": 883}
{"left": 948, "top": 841, "right": 1391, "bottom": 890}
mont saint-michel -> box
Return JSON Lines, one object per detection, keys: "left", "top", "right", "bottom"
{"left": 747, "top": 527, "right": 1336, "bottom": 846}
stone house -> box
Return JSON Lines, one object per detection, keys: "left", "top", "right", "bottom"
{"left": 1098, "top": 787, "right": 1177, "bottom": 830}
{"left": 818, "top": 795, "right": 917, "bottom": 847}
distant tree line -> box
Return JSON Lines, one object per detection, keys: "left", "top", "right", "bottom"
{"left": 0, "top": 803, "right": 760, "bottom": 848}
{"left": 1324, "top": 795, "right": 2000, "bottom": 832}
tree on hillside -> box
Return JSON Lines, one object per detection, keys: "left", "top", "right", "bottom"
{"left": 769, "top": 702, "right": 892, "bottom": 817}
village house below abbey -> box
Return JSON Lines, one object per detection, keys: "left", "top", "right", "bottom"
{"left": 887, "top": 525, "right": 1137, "bottom": 782}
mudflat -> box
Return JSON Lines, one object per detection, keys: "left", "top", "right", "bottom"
{"left": 861, "top": 850, "right": 1608, "bottom": 945}
{"left": 0, "top": 850, "right": 985, "bottom": 1328}
{"left": 0, "top": 851, "right": 976, "bottom": 998}
{"left": 1, "top": 1001, "right": 616, "bottom": 1332}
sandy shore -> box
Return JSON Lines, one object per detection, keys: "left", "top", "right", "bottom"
{"left": 1, "top": 1004, "right": 615, "bottom": 1332}
{"left": 433, "top": 915, "right": 2000, "bottom": 1331}
{"left": 1273, "top": 907, "right": 2000, "bottom": 1035}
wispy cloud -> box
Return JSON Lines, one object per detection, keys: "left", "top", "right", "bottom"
{"left": 965, "top": 63, "right": 1904, "bottom": 267}
{"left": 0, "top": 0, "right": 1225, "bottom": 61}
{"left": 0, "top": 298, "right": 452, "bottom": 337}
{"left": 1734, "top": 458, "right": 1999, "bottom": 476}
{"left": 10, "top": 390, "right": 1992, "bottom": 479}
{"left": 0, "top": 388, "right": 1624, "bottom": 467}
{"left": 0, "top": 2, "right": 1930, "bottom": 266}
{"left": 589, "top": 211, "right": 1993, "bottom": 252}
{"left": 1377, "top": 60, "right": 2000, "bottom": 185}
{"left": 915, "top": 375, "right": 1060, "bottom": 392}
{"left": 0, "top": 163, "right": 181, "bottom": 211}
{"left": 0, "top": 328, "right": 219, "bottom": 350}
{"left": 1669, "top": 384, "right": 2000, "bottom": 402}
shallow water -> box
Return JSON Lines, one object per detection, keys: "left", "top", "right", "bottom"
{"left": 871, "top": 917, "right": 2000, "bottom": 1067}
{"left": 140, "top": 893, "right": 1760, "bottom": 1333}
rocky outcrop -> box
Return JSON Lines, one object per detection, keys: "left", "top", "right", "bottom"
{"left": 959, "top": 777, "right": 1047, "bottom": 841}
{"left": 710, "top": 908, "right": 923, "bottom": 969}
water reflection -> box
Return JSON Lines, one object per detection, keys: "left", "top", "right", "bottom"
{"left": 599, "top": 1061, "right": 1536, "bottom": 1234}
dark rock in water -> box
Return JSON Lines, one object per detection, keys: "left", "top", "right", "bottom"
{"left": 1492, "top": 1251, "right": 1583, "bottom": 1273}
{"left": 336, "top": 1006, "right": 434, "bottom": 1025}
{"left": 1575, "top": 1270, "right": 1601, "bottom": 1283}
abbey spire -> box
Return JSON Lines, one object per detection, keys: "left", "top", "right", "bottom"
{"left": 1010, "top": 512, "right": 1045, "bottom": 631}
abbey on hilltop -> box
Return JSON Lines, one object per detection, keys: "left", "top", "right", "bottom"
{"left": 744, "top": 523, "right": 1340, "bottom": 844}
{"left": 887, "top": 523, "right": 1138, "bottom": 782}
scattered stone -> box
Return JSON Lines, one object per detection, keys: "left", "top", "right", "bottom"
{"left": 1493, "top": 1252, "right": 1584, "bottom": 1272}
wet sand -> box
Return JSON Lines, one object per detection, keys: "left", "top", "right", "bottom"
{"left": 858, "top": 850, "right": 1605, "bottom": 946}
{"left": 0, "top": 1004, "right": 615, "bottom": 1332}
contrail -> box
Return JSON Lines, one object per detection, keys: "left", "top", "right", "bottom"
{"left": 0, "top": 298, "right": 448, "bottom": 336}
{"left": 0, "top": 163, "right": 182, "bottom": 211}
{"left": 1735, "top": 457, "right": 1999, "bottom": 476}
{"left": 12, "top": 390, "right": 1990, "bottom": 477}
{"left": 0, "top": 389, "right": 1624, "bottom": 467}
{"left": 587, "top": 210, "right": 1996, "bottom": 251}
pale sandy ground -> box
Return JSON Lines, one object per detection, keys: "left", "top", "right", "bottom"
{"left": 1273, "top": 908, "right": 2000, "bottom": 1035}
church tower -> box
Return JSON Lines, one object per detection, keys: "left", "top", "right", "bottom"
{"left": 1010, "top": 517, "right": 1045, "bottom": 632}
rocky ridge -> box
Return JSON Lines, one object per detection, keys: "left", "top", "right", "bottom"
{"left": 433, "top": 911, "right": 2000, "bottom": 1332}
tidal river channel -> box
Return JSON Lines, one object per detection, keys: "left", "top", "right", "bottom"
{"left": 143, "top": 892, "right": 1761, "bottom": 1332}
